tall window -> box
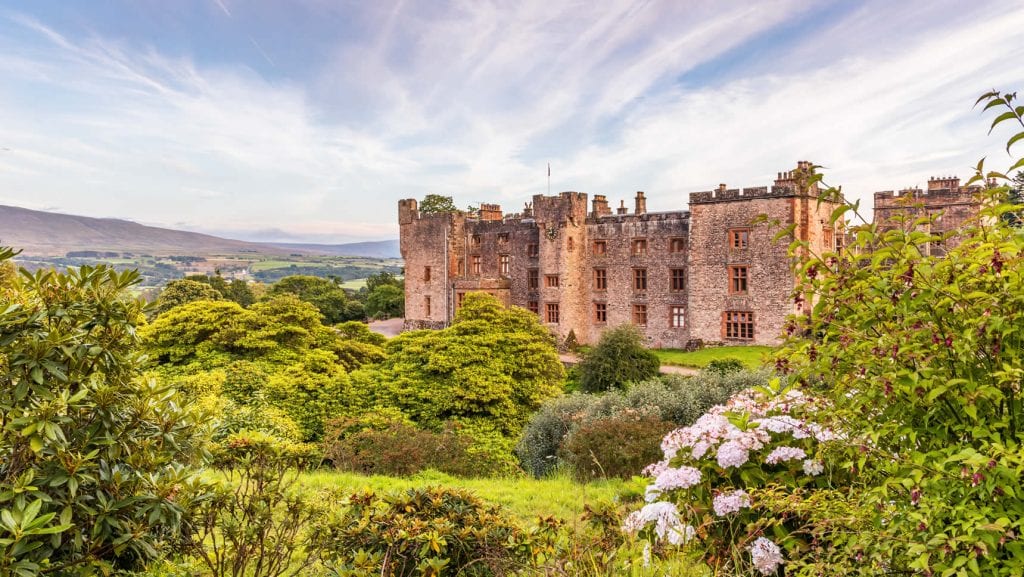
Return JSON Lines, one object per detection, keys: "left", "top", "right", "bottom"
{"left": 472, "top": 255, "right": 482, "bottom": 274}
{"left": 724, "top": 311, "right": 754, "bottom": 340}
{"left": 594, "top": 302, "right": 607, "bottom": 323}
{"left": 632, "top": 238, "right": 648, "bottom": 256}
{"left": 593, "top": 268, "right": 607, "bottom": 290}
{"left": 633, "top": 304, "right": 647, "bottom": 326}
{"left": 670, "top": 237, "right": 686, "bottom": 253}
{"left": 670, "top": 305, "right": 685, "bottom": 328}
{"left": 822, "top": 228, "right": 835, "bottom": 251}
{"left": 545, "top": 275, "right": 560, "bottom": 288}
{"left": 527, "top": 300, "right": 539, "bottom": 314}
{"left": 633, "top": 268, "right": 647, "bottom": 291}
{"left": 471, "top": 234, "right": 482, "bottom": 247}
{"left": 729, "top": 265, "right": 748, "bottom": 294}
{"left": 567, "top": 237, "right": 574, "bottom": 251}
{"left": 457, "top": 292, "right": 466, "bottom": 308}
{"left": 729, "top": 228, "right": 750, "bottom": 249}
{"left": 527, "top": 243, "right": 539, "bottom": 257}
{"left": 528, "top": 269, "right": 539, "bottom": 289}
{"left": 424, "top": 266, "right": 432, "bottom": 282}
{"left": 671, "top": 268, "right": 686, "bottom": 291}
{"left": 592, "top": 240, "right": 607, "bottom": 255}
{"left": 499, "top": 254, "right": 510, "bottom": 275}
{"left": 546, "top": 303, "right": 560, "bottom": 324}
{"left": 424, "top": 296, "right": 431, "bottom": 317}
{"left": 498, "top": 232, "right": 509, "bottom": 243}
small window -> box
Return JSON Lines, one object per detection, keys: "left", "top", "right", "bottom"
{"left": 567, "top": 237, "right": 574, "bottom": 251}
{"left": 671, "top": 268, "right": 685, "bottom": 291}
{"left": 546, "top": 303, "right": 560, "bottom": 324}
{"left": 471, "top": 234, "right": 482, "bottom": 247}
{"left": 729, "top": 229, "right": 750, "bottom": 249}
{"left": 499, "top": 254, "right": 510, "bottom": 276}
{"left": 633, "top": 304, "right": 647, "bottom": 326}
{"left": 527, "top": 269, "right": 539, "bottom": 289}
{"left": 457, "top": 292, "right": 466, "bottom": 308}
{"left": 527, "top": 243, "right": 539, "bottom": 257}
{"left": 594, "top": 268, "right": 607, "bottom": 290}
{"left": 472, "top": 255, "right": 482, "bottom": 275}
{"left": 594, "top": 302, "right": 607, "bottom": 323}
{"left": 670, "top": 305, "right": 685, "bottom": 328}
{"left": 457, "top": 258, "right": 465, "bottom": 275}
{"left": 729, "top": 265, "right": 748, "bottom": 294}
{"left": 545, "top": 275, "right": 560, "bottom": 288}
{"left": 670, "top": 237, "right": 686, "bottom": 253}
{"left": 632, "top": 238, "right": 648, "bottom": 256}
{"left": 592, "top": 240, "right": 607, "bottom": 255}
{"left": 633, "top": 268, "right": 647, "bottom": 291}
{"left": 822, "top": 228, "right": 834, "bottom": 251}
{"left": 424, "top": 296, "right": 431, "bottom": 317}
{"left": 724, "top": 311, "right": 754, "bottom": 340}
{"left": 424, "top": 266, "right": 432, "bottom": 282}
{"left": 498, "top": 232, "right": 509, "bottom": 243}
{"left": 527, "top": 300, "right": 539, "bottom": 314}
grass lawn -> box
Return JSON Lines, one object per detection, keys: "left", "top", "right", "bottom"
{"left": 297, "top": 469, "right": 643, "bottom": 523}
{"left": 338, "top": 278, "right": 367, "bottom": 289}
{"left": 654, "top": 345, "right": 774, "bottom": 369}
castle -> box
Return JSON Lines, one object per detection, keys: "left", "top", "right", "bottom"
{"left": 399, "top": 162, "right": 982, "bottom": 347}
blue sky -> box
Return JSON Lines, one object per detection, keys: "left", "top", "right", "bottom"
{"left": 1, "top": 0, "right": 1022, "bottom": 243}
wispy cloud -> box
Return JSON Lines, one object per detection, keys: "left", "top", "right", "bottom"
{"left": 0, "top": 0, "right": 1021, "bottom": 241}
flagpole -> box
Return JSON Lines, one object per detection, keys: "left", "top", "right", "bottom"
{"left": 547, "top": 163, "right": 550, "bottom": 195}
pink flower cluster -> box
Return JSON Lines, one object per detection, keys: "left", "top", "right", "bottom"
{"left": 622, "top": 501, "right": 695, "bottom": 545}
{"left": 712, "top": 489, "right": 750, "bottom": 516}
{"left": 749, "top": 537, "right": 784, "bottom": 575}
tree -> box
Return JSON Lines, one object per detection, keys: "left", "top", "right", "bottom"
{"left": 154, "top": 278, "right": 222, "bottom": 316}
{"left": 364, "top": 284, "right": 404, "bottom": 319}
{"left": 364, "top": 270, "right": 403, "bottom": 292}
{"left": 186, "top": 274, "right": 256, "bottom": 307}
{"left": 418, "top": 194, "right": 457, "bottom": 214}
{"left": 268, "top": 275, "right": 356, "bottom": 324}
{"left": 577, "top": 325, "right": 660, "bottom": 393}
{"left": 0, "top": 254, "right": 207, "bottom": 575}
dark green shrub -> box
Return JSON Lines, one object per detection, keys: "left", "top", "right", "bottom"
{"left": 577, "top": 325, "right": 659, "bottom": 392}
{"left": 559, "top": 411, "right": 676, "bottom": 480}
{"left": 703, "top": 356, "right": 744, "bottom": 375}
{"left": 319, "top": 487, "right": 537, "bottom": 577}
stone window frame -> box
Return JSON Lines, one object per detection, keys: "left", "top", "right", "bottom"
{"left": 632, "top": 304, "right": 647, "bottom": 326}
{"left": 592, "top": 240, "right": 607, "bottom": 256}
{"left": 632, "top": 238, "right": 648, "bottom": 256}
{"left": 424, "top": 266, "right": 432, "bottom": 282}
{"left": 729, "top": 228, "right": 750, "bottom": 250}
{"left": 527, "top": 243, "right": 539, "bottom": 257}
{"left": 457, "top": 292, "right": 466, "bottom": 308}
{"left": 670, "top": 268, "right": 685, "bottom": 291}
{"left": 471, "top": 234, "right": 482, "bottom": 248}
{"left": 527, "top": 268, "right": 539, "bottom": 289}
{"left": 593, "top": 268, "right": 608, "bottom": 291}
{"left": 728, "top": 265, "right": 748, "bottom": 295}
{"left": 545, "top": 274, "right": 560, "bottom": 288}
{"left": 723, "top": 310, "right": 754, "bottom": 340}
{"left": 633, "top": 268, "right": 647, "bottom": 291}
{"left": 670, "top": 305, "right": 685, "bottom": 328}
{"left": 527, "top": 300, "right": 539, "bottom": 314}
{"left": 471, "top": 255, "right": 482, "bottom": 275}
{"left": 545, "top": 302, "right": 560, "bottom": 324}
{"left": 498, "top": 232, "right": 510, "bottom": 243}
{"left": 499, "top": 254, "right": 510, "bottom": 276}
{"left": 669, "top": 237, "right": 686, "bottom": 253}
{"left": 822, "top": 227, "right": 835, "bottom": 251}
{"left": 594, "top": 302, "right": 607, "bottom": 324}
{"left": 424, "top": 295, "right": 431, "bottom": 317}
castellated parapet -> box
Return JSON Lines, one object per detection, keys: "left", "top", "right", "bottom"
{"left": 399, "top": 163, "right": 981, "bottom": 347}
{"left": 873, "top": 176, "right": 983, "bottom": 256}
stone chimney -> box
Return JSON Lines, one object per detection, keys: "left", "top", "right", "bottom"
{"left": 634, "top": 191, "right": 647, "bottom": 214}
{"left": 523, "top": 202, "right": 533, "bottom": 218}
{"left": 616, "top": 200, "right": 629, "bottom": 215}
{"left": 592, "top": 194, "right": 611, "bottom": 217}
{"left": 479, "top": 203, "right": 503, "bottom": 221}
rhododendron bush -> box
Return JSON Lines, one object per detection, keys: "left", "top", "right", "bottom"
{"left": 625, "top": 381, "right": 850, "bottom": 575}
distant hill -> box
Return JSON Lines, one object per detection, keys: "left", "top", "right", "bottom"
{"left": 268, "top": 240, "right": 401, "bottom": 259}
{"left": 0, "top": 205, "right": 282, "bottom": 257}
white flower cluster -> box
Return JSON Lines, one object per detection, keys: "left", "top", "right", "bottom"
{"left": 802, "top": 459, "right": 824, "bottom": 476}
{"left": 712, "top": 489, "right": 750, "bottom": 516}
{"left": 622, "top": 501, "right": 696, "bottom": 545}
{"left": 748, "top": 537, "right": 784, "bottom": 575}
{"left": 765, "top": 446, "right": 806, "bottom": 465}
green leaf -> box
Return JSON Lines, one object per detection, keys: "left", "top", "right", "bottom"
{"left": 989, "top": 111, "right": 1018, "bottom": 133}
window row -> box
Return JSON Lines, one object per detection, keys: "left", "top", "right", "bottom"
{"left": 592, "top": 237, "right": 686, "bottom": 256}
{"left": 527, "top": 266, "right": 750, "bottom": 294}
{"left": 528, "top": 301, "right": 687, "bottom": 328}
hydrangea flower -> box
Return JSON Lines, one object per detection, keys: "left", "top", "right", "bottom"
{"left": 803, "top": 459, "right": 824, "bottom": 476}
{"left": 765, "top": 446, "right": 807, "bottom": 465}
{"left": 749, "top": 537, "right": 784, "bottom": 575}
{"left": 712, "top": 489, "right": 750, "bottom": 516}
{"left": 654, "top": 466, "right": 701, "bottom": 491}
{"left": 717, "top": 440, "right": 749, "bottom": 468}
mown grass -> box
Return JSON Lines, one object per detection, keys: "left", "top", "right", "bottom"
{"left": 297, "top": 469, "right": 644, "bottom": 523}
{"left": 653, "top": 345, "right": 774, "bottom": 369}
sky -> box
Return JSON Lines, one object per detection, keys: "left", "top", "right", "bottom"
{"left": 1, "top": 0, "right": 1023, "bottom": 243}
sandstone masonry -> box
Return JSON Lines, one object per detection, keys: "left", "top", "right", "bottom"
{"left": 399, "top": 163, "right": 982, "bottom": 347}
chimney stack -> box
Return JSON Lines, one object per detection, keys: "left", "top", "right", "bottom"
{"left": 617, "top": 200, "right": 629, "bottom": 215}
{"left": 592, "top": 194, "right": 611, "bottom": 217}
{"left": 634, "top": 191, "right": 647, "bottom": 214}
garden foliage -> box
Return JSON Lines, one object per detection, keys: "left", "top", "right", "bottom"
{"left": 576, "top": 324, "right": 660, "bottom": 393}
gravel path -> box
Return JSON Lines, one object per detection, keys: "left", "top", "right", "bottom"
{"left": 558, "top": 353, "right": 699, "bottom": 376}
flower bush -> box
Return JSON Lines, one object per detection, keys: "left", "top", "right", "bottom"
{"left": 624, "top": 381, "right": 849, "bottom": 575}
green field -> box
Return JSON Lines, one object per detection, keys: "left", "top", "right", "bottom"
{"left": 297, "top": 469, "right": 642, "bottom": 523}
{"left": 653, "top": 345, "right": 774, "bottom": 369}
